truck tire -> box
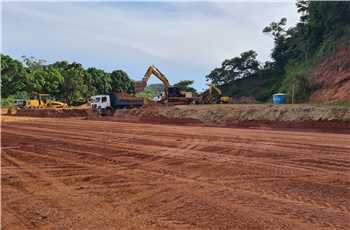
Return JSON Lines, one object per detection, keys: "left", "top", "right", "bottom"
{"left": 106, "top": 107, "right": 114, "bottom": 116}
{"left": 97, "top": 108, "right": 105, "bottom": 116}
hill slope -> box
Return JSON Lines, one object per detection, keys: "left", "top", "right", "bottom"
{"left": 310, "top": 48, "right": 350, "bottom": 102}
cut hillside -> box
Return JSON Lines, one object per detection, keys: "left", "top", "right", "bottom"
{"left": 310, "top": 48, "right": 350, "bottom": 102}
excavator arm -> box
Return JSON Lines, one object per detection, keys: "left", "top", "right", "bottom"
{"left": 142, "top": 66, "right": 170, "bottom": 86}
{"left": 208, "top": 84, "right": 222, "bottom": 96}
{"left": 198, "top": 84, "right": 222, "bottom": 104}
{"left": 134, "top": 65, "right": 171, "bottom": 98}
{"left": 134, "top": 65, "right": 194, "bottom": 105}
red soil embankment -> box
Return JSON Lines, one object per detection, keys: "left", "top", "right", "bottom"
{"left": 112, "top": 104, "right": 350, "bottom": 132}
{"left": 310, "top": 47, "right": 350, "bottom": 102}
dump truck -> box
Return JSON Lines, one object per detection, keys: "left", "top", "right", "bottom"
{"left": 90, "top": 92, "right": 144, "bottom": 115}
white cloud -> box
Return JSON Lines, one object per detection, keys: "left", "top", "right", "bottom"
{"left": 2, "top": 2, "right": 299, "bottom": 89}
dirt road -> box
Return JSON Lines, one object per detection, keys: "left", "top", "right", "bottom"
{"left": 2, "top": 116, "right": 350, "bottom": 229}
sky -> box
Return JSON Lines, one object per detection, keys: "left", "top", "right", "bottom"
{"left": 2, "top": 1, "right": 300, "bottom": 91}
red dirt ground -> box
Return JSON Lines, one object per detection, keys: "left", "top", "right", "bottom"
{"left": 2, "top": 116, "right": 350, "bottom": 229}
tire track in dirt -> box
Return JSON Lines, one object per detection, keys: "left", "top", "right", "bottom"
{"left": 5, "top": 141, "right": 349, "bottom": 229}
{"left": 2, "top": 117, "right": 350, "bottom": 229}
{"left": 2, "top": 150, "right": 196, "bottom": 229}
{"left": 3, "top": 127, "right": 349, "bottom": 215}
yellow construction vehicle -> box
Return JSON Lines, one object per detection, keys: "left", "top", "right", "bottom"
{"left": 26, "top": 93, "right": 67, "bottom": 108}
{"left": 134, "top": 65, "right": 170, "bottom": 98}
{"left": 199, "top": 84, "right": 230, "bottom": 104}
{"left": 134, "top": 65, "right": 194, "bottom": 104}
{"left": 220, "top": 96, "right": 230, "bottom": 104}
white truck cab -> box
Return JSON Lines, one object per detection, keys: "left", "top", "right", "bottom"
{"left": 90, "top": 95, "right": 111, "bottom": 114}
{"left": 90, "top": 93, "right": 144, "bottom": 115}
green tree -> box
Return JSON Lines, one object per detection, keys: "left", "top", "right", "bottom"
{"left": 206, "top": 50, "right": 260, "bottom": 85}
{"left": 2, "top": 54, "right": 135, "bottom": 103}
{"left": 279, "top": 63, "right": 313, "bottom": 102}
{"left": 263, "top": 18, "right": 292, "bottom": 73}
{"left": 85, "top": 67, "right": 111, "bottom": 95}
{"left": 110, "top": 70, "right": 134, "bottom": 93}
{"left": 26, "top": 66, "right": 64, "bottom": 97}
{"left": 65, "top": 63, "right": 87, "bottom": 104}
{"left": 22, "top": 56, "right": 48, "bottom": 94}
{"left": 52, "top": 62, "right": 87, "bottom": 105}
{"left": 173, "top": 80, "right": 197, "bottom": 93}
{"left": 1, "top": 54, "right": 27, "bottom": 97}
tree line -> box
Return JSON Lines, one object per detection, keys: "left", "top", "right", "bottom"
{"left": 1, "top": 55, "right": 134, "bottom": 105}
{"left": 1, "top": 53, "right": 198, "bottom": 105}
{"left": 206, "top": 0, "right": 350, "bottom": 102}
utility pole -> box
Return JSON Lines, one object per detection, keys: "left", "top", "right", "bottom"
{"left": 291, "top": 84, "right": 295, "bottom": 104}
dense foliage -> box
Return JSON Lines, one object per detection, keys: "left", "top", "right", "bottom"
{"left": 206, "top": 50, "right": 260, "bottom": 85}
{"left": 206, "top": 1, "right": 350, "bottom": 102}
{"left": 173, "top": 80, "right": 197, "bottom": 94}
{"left": 1, "top": 55, "right": 134, "bottom": 105}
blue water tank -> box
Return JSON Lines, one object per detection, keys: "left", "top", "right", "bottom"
{"left": 273, "top": 93, "right": 287, "bottom": 104}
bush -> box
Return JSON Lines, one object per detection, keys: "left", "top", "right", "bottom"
{"left": 279, "top": 63, "right": 313, "bottom": 103}
{"left": 1, "top": 91, "right": 29, "bottom": 107}
{"left": 1, "top": 96, "right": 15, "bottom": 107}
{"left": 136, "top": 88, "right": 159, "bottom": 100}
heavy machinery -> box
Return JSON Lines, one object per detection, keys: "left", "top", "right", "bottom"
{"left": 198, "top": 84, "right": 230, "bottom": 104}
{"left": 134, "top": 65, "right": 194, "bottom": 105}
{"left": 25, "top": 93, "right": 67, "bottom": 108}
{"left": 8, "top": 93, "right": 67, "bottom": 115}
{"left": 90, "top": 92, "right": 144, "bottom": 115}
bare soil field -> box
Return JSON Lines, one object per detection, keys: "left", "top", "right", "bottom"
{"left": 2, "top": 116, "right": 350, "bottom": 229}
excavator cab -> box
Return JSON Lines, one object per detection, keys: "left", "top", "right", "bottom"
{"left": 168, "top": 86, "right": 184, "bottom": 98}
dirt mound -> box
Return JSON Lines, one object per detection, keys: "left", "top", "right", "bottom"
{"left": 11, "top": 104, "right": 350, "bottom": 131}
{"left": 113, "top": 104, "right": 350, "bottom": 131}
{"left": 74, "top": 103, "right": 90, "bottom": 109}
{"left": 310, "top": 47, "right": 350, "bottom": 102}
{"left": 15, "top": 108, "right": 88, "bottom": 117}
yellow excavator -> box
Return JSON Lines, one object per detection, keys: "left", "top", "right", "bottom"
{"left": 199, "top": 84, "right": 230, "bottom": 104}
{"left": 134, "top": 65, "right": 194, "bottom": 105}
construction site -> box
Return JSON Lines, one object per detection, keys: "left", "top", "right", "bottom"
{"left": 2, "top": 1, "right": 350, "bottom": 230}
{"left": 2, "top": 60, "right": 350, "bottom": 230}
{"left": 2, "top": 51, "right": 350, "bottom": 230}
{"left": 2, "top": 93, "right": 350, "bottom": 229}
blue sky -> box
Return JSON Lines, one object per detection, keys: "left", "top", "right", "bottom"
{"left": 2, "top": 1, "right": 299, "bottom": 91}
